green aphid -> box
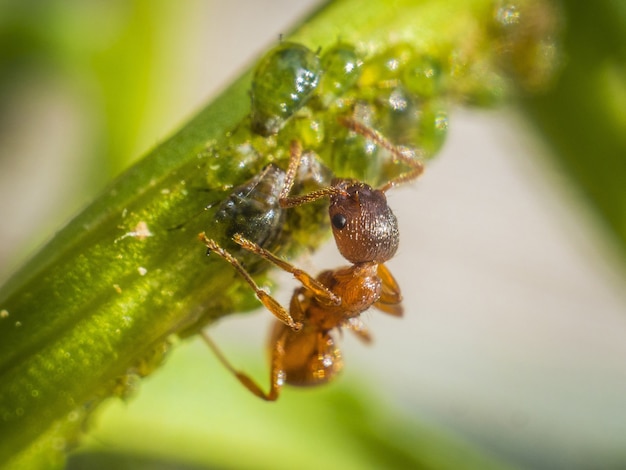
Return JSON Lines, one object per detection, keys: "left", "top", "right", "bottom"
{"left": 377, "top": 85, "right": 421, "bottom": 148}
{"left": 417, "top": 101, "right": 449, "bottom": 156}
{"left": 403, "top": 55, "right": 445, "bottom": 99}
{"left": 375, "top": 84, "right": 448, "bottom": 157}
{"left": 316, "top": 43, "right": 362, "bottom": 107}
{"left": 324, "top": 103, "right": 385, "bottom": 185}
{"left": 358, "top": 43, "right": 416, "bottom": 91}
{"left": 250, "top": 42, "right": 322, "bottom": 137}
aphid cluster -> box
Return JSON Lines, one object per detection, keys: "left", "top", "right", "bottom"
{"left": 204, "top": 40, "right": 449, "bottom": 195}
{"left": 198, "top": 41, "right": 430, "bottom": 400}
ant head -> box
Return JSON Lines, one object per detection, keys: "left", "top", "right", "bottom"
{"left": 328, "top": 179, "right": 399, "bottom": 264}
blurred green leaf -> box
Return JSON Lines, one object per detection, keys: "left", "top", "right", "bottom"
{"left": 67, "top": 338, "right": 512, "bottom": 470}
{"left": 522, "top": 1, "right": 626, "bottom": 266}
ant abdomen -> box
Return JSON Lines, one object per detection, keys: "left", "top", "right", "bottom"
{"left": 269, "top": 322, "right": 342, "bottom": 386}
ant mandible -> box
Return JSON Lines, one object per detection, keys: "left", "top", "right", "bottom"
{"left": 199, "top": 116, "right": 424, "bottom": 401}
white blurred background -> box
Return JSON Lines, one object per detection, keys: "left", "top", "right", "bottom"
{"left": 1, "top": 1, "right": 625, "bottom": 468}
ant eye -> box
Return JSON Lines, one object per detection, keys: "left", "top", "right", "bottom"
{"left": 332, "top": 213, "right": 347, "bottom": 229}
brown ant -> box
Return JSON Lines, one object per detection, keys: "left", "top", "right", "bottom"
{"left": 199, "top": 117, "right": 424, "bottom": 400}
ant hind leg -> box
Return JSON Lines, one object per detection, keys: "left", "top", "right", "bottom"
{"left": 201, "top": 330, "right": 285, "bottom": 401}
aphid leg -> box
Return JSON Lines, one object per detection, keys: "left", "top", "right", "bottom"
{"left": 199, "top": 233, "right": 302, "bottom": 330}
{"left": 338, "top": 116, "right": 425, "bottom": 191}
{"left": 373, "top": 263, "right": 404, "bottom": 317}
{"left": 233, "top": 233, "right": 341, "bottom": 306}
{"left": 201, "top": 330, "right": 286, "bottom": 401}
{"left": 341, "top": 317, "right": 373, "bottom": 344}
{"left": 279, "top": 140, "right": 346, "bottom": 209}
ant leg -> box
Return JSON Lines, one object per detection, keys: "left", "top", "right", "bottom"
{"left": 374, "top": 300, "right": 404, "bottom": 316}
{"left": 279, "top": 140, "right": 346, "bottom": 209}
{"left": 341, "top": 317, "right": 372, "bottom": 344}
{"left": 278, "top": 140, "right": 302, "bottom": 203}
{"left": 233, "top": 233, "right": 341, "bottom": 306}
{"left": 199, "top": 233, "right": 302, "bottom": 330}
{"left": 288, "top": 288, "right": 308, "bottom": 324}
{"left": 373, "top": 263, "right": 404, "bottom": 316}
{"left": 338, "top": 116, "right": 425, "bottom": 191}
{"left": 201, "top": 329, "right": 286, "bottom": 401}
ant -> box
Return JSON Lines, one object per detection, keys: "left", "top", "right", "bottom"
{"left": 199, "top": 116, "right": 424, "bottom": 400}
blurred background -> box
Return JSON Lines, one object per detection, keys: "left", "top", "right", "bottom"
{"left": 1, "top": 1, "right": 625, "bottom": 469}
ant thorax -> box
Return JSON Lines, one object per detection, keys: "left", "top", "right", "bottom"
{"left": 303, "top": 263, "right": 383, "bottom": 328}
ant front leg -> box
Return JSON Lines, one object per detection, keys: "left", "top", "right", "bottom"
{"left": 373, "top": 263, "right": 404, "bottom": 317}
{"left": 233, "top": 233, "right": 341, "bottom": 306}
{"left": 339, "top": 116, "right": 425, "bottom": 192}
{"left": 199, "top": 233, "right": 301, "bottom": 330}
{"left": 279, "top": 140, "right": 347, "bottom": 209}
{"left": 201, "top": 329, "right": 287, "bottom": 401}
